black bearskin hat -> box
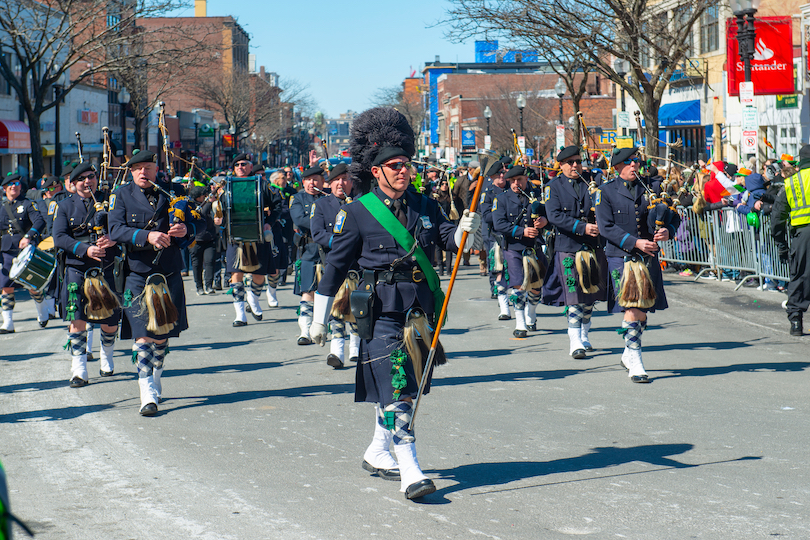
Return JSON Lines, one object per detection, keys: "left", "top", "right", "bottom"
{"left": 348, "top": 107, "right": 415, "bottom": 194}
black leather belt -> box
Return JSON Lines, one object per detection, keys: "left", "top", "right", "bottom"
{"left": 377, "top": 268, "right": 425, "bottom": 284}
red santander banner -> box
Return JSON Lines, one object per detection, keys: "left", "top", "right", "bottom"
{"left": 727, "top": 16, "right": 794, "bottom": 96}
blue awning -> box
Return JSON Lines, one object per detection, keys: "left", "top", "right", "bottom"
{"left": 658, "top": 100, "right": 700, "bottom": 127}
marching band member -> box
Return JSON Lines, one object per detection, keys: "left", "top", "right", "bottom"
{"left": 310, "top": 162, "right": 360, "bottom": 368}
{"left": 108, "top": 150, "right": 205, "bottom": 415}
{"left": 289, "top": 166, "right": 327, "bottom": 345}
{"left": 480, "top": 158, "right": 511, "bottom": 319}
{"left": 52, "top": 162, "right": 121, "bottom": 386}
{"left": 226, "top": 154, "right": 278, "bottom": 326}
{"left": 309, "top": 107, "right": 480, "bottom": 500}
{"left": 1, "top": 174, "right": 47, "bottom": 333}
{"left": 491, "top": 166, "right": 548, "bottom": 338}
{"left": 595, "top": 147, "right": 678, "bottom": 383}
{"left": 542, "top": 146, "right": 607, "bottom": 358}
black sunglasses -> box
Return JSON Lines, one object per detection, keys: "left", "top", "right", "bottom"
{"left": 383, "top": 161, "right": 412, "bottom": 171}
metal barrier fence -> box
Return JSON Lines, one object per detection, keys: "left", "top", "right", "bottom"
{"left": 658, "top": 206, "right": 792, "bottom": 290}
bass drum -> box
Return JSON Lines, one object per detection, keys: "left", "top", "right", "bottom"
{"left": 9, "top": 244, "right": 57, "bottom": 292}
{"left": 226, "top": 176, "right": 263, "bottom": 243}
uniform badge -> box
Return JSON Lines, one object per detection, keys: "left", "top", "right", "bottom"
{"left": 334, "top": 209, "right": 347, "bottom": 234}
{"left": 30, "top": 202, "right": 38, "bottom": 211}
{"left": 480, "top": 193, "right": 486, "bottom": 205}
{"left": 438, "top": 204, "right": 449, "bottom": 220}
{"left": 289, "top": 195, "right": 295, "bottom": 208}
{"left": 595, "top": 191, "right": 602, "bottom": 206}
{"left": 48, "top": 201, "right": 57, "bottom": 215}
{"left": 310, "top": 202, "right": 316, "bottom": 218}
{"left": 109, "top": 194, "right": 116, "bottom": 210}
{"left": 492, "top": 198, "right": 498, "bottom": 211}
{"left": 420, "top": 215, "right": 433, "bottom": 229}
{"left": 16, "top": 205, "right": 24, "bottom": 214}
{"left": 544, "top": 186, "right": 551, "bottom": 201}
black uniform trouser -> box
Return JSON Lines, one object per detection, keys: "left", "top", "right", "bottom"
{"left": 190, "top": 240, "right": 217, "bottom": 290}
{"left": 787, "top": 225, "right": 810, "bottom": 321}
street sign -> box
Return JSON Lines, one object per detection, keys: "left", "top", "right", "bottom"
{"left": 741, "top": 129, "right": 758, "bottom": 153}
{"left": 742, "top": 107, "right": 758, "bottom": 129}
{"left": 740, "top": 81, "right": 754, "bottom": 105}
{"left": 617, "top": 111, "right": 630, "bottom": 129}
{"left": 517, "top": 136, "right": 526, "bottom": 154}
{"left": 461, "top": 130, "right": 476, "bottom": 149}
{"left": 484, "top": 135, "right": 491, "bottom": 150}
{"left": 616, "top": 136, "right": 634, "bottom": 149}
{"left": 555, "top": 124, "right": 565, "bottom": 150}
{"left": 525, "top": 148, "right": 534, "bottom": 156}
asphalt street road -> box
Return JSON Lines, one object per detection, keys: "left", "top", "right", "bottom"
{"left": 2, "top": 267, "right": 809, "bottom": 539}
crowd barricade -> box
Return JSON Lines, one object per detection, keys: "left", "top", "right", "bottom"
{"left": 658, "top": 206, "right": 792, "bottom": 290}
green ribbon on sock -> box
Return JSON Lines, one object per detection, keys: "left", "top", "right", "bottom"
{"left": 390, "top": 348, "right": 408, "bottom": 401}
{"left": 65, "top": 282, "right": 79, "bottom": 322}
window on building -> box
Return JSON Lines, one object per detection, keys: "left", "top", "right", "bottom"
{"left": 790, "top": 127, "right": 796, "bottom": 138}
{"left": 675, "top": 5, "right": 693, "bottom": 57}
{"left": 700, "top": 5, "right": 719, "bottom": 54}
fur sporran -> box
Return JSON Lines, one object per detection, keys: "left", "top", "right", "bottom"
{"left": 332, "top": 270, "right": 359, "bottom": 322}
{"left": 235, "top": 242, "right": 261, "bottom": 273}
{"left": 83, "top": 268, "right": 119, "bottom": 320}
{"left": 575, "top": 249, "right": 601, "bottom": 294}
{"left": 136, "top": 274, "right": 179, "bottom": 335}
{"left": 618, "top": 257, "right": 656, "bottom": 309}
{"left": 490, "top": 243, "right": 504, "bottom": 273}
{"left": 521, "top": 250, "right": 545, "bottom": 290}
{"left": 403, "top": 310, "right": 447, "bottom": 386}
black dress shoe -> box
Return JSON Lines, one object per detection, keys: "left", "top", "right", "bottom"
{"left": 790, "top": 320, "right": 803, "bottom": 336}
{"left": 0, "top": 328, "right": 15, "bottom": 334}
{"left": 405, "top": 479, "right": 436, "bottom": 499}
{"left": 631, "top": 374, "right": 651, "bottom": 383}
{"left": 361, "top": 460, "right": 400, "bottom": 481}
{"left": 498, "top": 314, "right": 511, "bottom": 321}
{"left": 250, "top": 311, "right": 263, "bottom": 321}
{"left": 39, "top": 320, "right": 48, "bottom": 328}
{"left": 571, "top": 348, "right": 586, "bottom": 359}
{"left": 350, "top": 356, "right": 359, "bottom": 363}
{"left": 527, "top": 323, "right": 537, "bottom": 332}
{"left": 326, "top": 354, "right": 344, "bottom": 369}
{"left": 100, "top": 370, "right": 114, "bottom": 377}
{"left": 87, "top": 353, "right": 94, "bottom": 361}
{"left": 139, "top": 402, "right": 158, "bottom": 416}
{"left": 297, "top": 336, "right": 312, "bottom": 345}
{"left": 69, "top": 377, "right": 88, "bottom": 388}
{"left": 490, "top": 293, "right": 498, "bottom": 299}
{"left": 513, "top": 329, "right": 528, "bottom": 338}
{"left": 233, "top": 320, "right": 247, "bottom": 327}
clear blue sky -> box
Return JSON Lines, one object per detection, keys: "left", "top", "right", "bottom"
{"left": 175, "top": 0, "right": 473, "bottom": 118}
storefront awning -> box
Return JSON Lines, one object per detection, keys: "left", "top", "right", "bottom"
{"left": 0, "top": 120, "right": 31, "bottom": 154}
{"left": 658, "top": 100, "right": 700, "bottom": 127}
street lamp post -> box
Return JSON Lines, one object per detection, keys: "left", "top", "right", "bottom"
{"left": 228, "top": 125, "right": 236, "bottom": 164}
{"left": 612, "top": 60, "right": 628, "bottom": 136}
{"left": 119, "top": 87, "right": 130, "bottom": 158}
{"left": 732, "top": 0, "right": 761, "bottom": 83}
{"left": 554, "top": 77, "right": 566, "bottom": 127}
{"left": 53, "top": 71, "right": 67, "bottom": 175}
{"left": 516, "top": 94, "right": 526, "bottom": 137}
{"left": 212, "top": 119, "right": 219, "bottom": 171}
{"left": 193, "top": 112, "right": 201, "bottom": 159}
{"left": 483, "top": 105, "right": 492, "bottom": 136}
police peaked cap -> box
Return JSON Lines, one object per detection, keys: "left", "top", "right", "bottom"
{"left": 504, "top": 165, "right": 527, "bottom": 180}
{"left": 485, "top": 159, "right": 507, "bottom": 178}
{"left": 231, "top": 153, "right": 253, "bottom": 167}
{"left": 124, "top": 150, "right": 157, "bottom": 167}
{"left": 556, "top": 145, "right": 581, "bottom": 162}
{"left": 41, "top": 176, "right": 60, "bottom": 190}
{"left": 60, "top": 163, "right": 75, "bottom": 178}
{"left": 69, "top": 161, "right": 97, "bottom": 183}
{"left": 610, "top": 147, "right": 639, "bottom": 168}
{"left": 302, "top": 166, "right": 325, "bottom": 179}
{"left": 1, "top": 173, "right": 23, "bottom": 188}
{"left": 327, "top": 162, "right": 348, "bottom": 182}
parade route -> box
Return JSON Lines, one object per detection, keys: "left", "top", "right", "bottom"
{"left": 3, "top": 268, "right": 808, "bottom": 539}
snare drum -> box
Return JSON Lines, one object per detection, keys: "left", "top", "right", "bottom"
{"left": 9, "top": 245, "right": 57, "bottom": 292}
{"left": 226, "top": 176, "right": 263, "bottom": 243}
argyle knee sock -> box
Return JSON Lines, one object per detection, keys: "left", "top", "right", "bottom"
{"left": 348, "top": 323, "right": 360, "bottom": 359}
{"left": 133, "top": 342, "right": 157, "bottom": 408}
{"left": 621, "top": 320, "right": 647, "bottom": 377}
{"left": 298, "top": 300, "right": 313, "bottom": 338}
{"left": 100, "top": 328, "right": 117, "bottom": 374}
{"left": 68, "top": 330, "right": 88, "bottom": 381}
{"left": 525, "top": 291, "right": 540, "bottom": 326}
{"left": 364, "top": 406, "right": 398, "bottom": 470}
{"left": 86, "top": 323, "right": 95, "bottom": 357}
{"left": 580, "top": 304, "right": 594, "bottom": 349}
{"left": 152, "top": 341, "right": 168, "bottom": 401}
{"left": 330, "top": 319, "right": 346, "bottom": 360}
{"left": 232, "top": 282, "right": 247, "bottom": 322}
{"left": 248, "top": 279, "right": 264, "bottom": 316}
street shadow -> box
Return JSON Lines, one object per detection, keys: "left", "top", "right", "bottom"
{"left": 432, "top": 366, "right": 600, "bottom": 387}
{"left": 652, "top": 361, "right": 810, "bottom": 379}
{"left": 0, "top": 402, "right": 116, "bottom": 423}
{"left": 167, "top": 359, "right": 285, "bottom": 377}
{"left": 1, "top": 378, "right": 74, "bottom": 393}
{"left": 597, "top": 340, "right": 757, "bottom": 355}
{"left": 1, "top": 352, "right": 60, "bottom": 362}
{"left": 164, "top": 382, "right": 355, "bottom": 413}
{"left": 418, "top": 444, "right": 762, "bottom": 501}
{"left": 445, "top": 348, "right": 516, "bottom": 360}
{"left": 171, "top": 340, "right": 254, "bottom": 352}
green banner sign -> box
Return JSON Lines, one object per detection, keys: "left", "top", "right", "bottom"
{"left": 776, "top": 95, "right": 798, "bottom": 109}
{"left": 198, "top": 124, "right": 214, "bottom": 138}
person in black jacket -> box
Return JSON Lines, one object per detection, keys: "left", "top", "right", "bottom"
{"left": 188, "top": 186, "right": 218, "bottom": 295}
{"left": 1, "top": 173, "right": 48, "bottom": 333}
{"left": 542, "top": 146, "right": 607, "bottom": 358}
{"left": 108, "top": 150, "right": 206, "bottom": 416}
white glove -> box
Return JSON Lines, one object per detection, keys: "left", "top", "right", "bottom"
{"left": 311, "top": 292, "right": 335, "bottom": 347}
{"left": 454, "top": 209, "right": 481, "bottom": 252}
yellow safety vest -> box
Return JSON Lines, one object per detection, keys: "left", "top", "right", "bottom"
{"left": 785, "top": 168, "right": 810, "bottom": 226}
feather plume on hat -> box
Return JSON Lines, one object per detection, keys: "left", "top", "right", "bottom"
{"left": 348, "top": 107, "right": 415, "bottom": 194}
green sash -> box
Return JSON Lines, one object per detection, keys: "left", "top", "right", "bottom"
{"left": 358, "top": 193, "right": 445, "bottom": 322}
